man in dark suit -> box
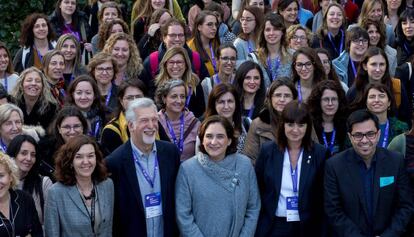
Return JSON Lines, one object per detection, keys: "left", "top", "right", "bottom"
{"left": 106, "top": 98, "right": 180, "bottom": 237}
{"left": 325, "top": 109, "right": 414, "bottom": 236}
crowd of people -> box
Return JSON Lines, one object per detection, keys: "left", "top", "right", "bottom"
{"left": 0, "top": 0, "right": 414, "bottom": 236}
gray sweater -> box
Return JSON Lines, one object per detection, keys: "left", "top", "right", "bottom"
{"left": 176, "top": 152, "right": 261, "bottom": 237}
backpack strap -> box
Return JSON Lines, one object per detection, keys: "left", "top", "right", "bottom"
{"left": 183, "top": 117, "right": 198, "bottom": 141}
{"left": 192, "top": 51, "right": 201, "bottom": 76}
{"left": 150, "top": 51, "right": 159, "bottom": 78}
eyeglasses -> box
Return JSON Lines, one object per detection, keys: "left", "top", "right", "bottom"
{"left": 167, "top": 33, "right": 185, "bottom": 39}
{"left": 321, "top": 97, "right": 338, "bottom": 104}
{"left": 292, "top": 35, "right": 307, "bottom": 41}
{"left": 95, "top": 67, "right": 113, "bottom": 73}
{"left": 240, "top": 17, "right": 254, "bottom": 22}
{"left": 60, "top": 124, "right": 83, "bottom": 131}
{"left": 295, "top": 61, "right": 313, "bottom": 70}
{"left": 123, "top": 94, "right": 144, "bottom": 101}
{"left": 351, "top": 38, "right": 369, "bottom": 44}
{"left": 350, "top": 131, "right": 377, "bottom": 141}
{"left": 220, "top": 56, "right": 236, "bottom": 62}
{"left": 167, "top": 60, "right": 185, "bottom": 66}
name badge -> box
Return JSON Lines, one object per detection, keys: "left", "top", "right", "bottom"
{"left": 286, "top": 196, "right": 300, "bottom": 222}
{"left": 145, "top": 192, "right": 162, "bottom": 218}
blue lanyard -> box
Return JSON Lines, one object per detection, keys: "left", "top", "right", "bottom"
{"left": 209, "top": 43, "right": 218, "bottom": 74}
{"left": 247, "top": 105, "right": 255, "bottom": 119}
{"left": 185, "top": 87, "right": 192, "bottom": 108}
{"left": 267, "top": 56, "right": 280, "bottom": 82}
{"left": 247, "top": 40, "right": 253, "bottom": 54}
{"left": 64, "top": 24, "right": 81, "bottom": 42}
{"left": 89, "top": 119, "right": 102, "bottom": 139}
{"left": 288, "top": 149, "right": 303, "bottom": 194}
{"left": 297, "top": 81, "right": 302, "bottom": 102}
{"left": 213, "top": 74, "right": 221, "bottom": 85}
{"left": 35, "top": 47, "right": 44, "bottom": 62}
{"left": 322, "top": 129, "right": 336, "bottom": 154}
{"left": 104, "top": 85, "right": 113, "bottom": 107}
{"left": 327, "top": 30, "right": 344, "bottom": 55}
{"left": 0, "top": 139, "right": 7, "bottom": 153}
{"left": 381, "top": 120, "right": 390, "bottom": 148}
{"left": 165, "top": 112, "right": 185, "bottom": 154}
{"left": 132, "top": 151, "right": 158, "bottom": 189}
{"left": 350, "top": 59, "right": 357, "bottom": 78}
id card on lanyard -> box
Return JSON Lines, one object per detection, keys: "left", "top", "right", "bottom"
{"left": 286, "top": 149, "right": 303, "bottom": 222}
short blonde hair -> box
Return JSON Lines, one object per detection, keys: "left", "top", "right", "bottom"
{"left": 286, "top": 24, "right": 313, "bottom": 47}
{"left": 0, "top": 153, "right": 19, "bottom": 189}
{"left": 0, "top": 103, "right": 24, "bottom": 127}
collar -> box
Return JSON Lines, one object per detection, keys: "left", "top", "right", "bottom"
{"left": 130, "top": 139, "right": 157, "bottom": 159}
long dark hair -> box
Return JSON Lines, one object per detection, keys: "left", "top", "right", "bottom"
{"left": 292, "top": 47, "right": 327, "bottom": 84}
{"left": 191, "top": 10, "right": 220, "bottom": 63}
{"left": 7, "top": 135, "right": 45, "bottom": 214}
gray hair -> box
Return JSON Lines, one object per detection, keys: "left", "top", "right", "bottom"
{"left": 125, "top": 98, "right": 158, "bottom": 123}
{"left": 0, "top": 103, "right": 24, "bottom": 126}
{"left": 155, "top": 79, "right": 186, "bottom": 109}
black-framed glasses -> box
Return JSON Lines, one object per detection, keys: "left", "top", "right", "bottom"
{"left": 220, "top": 56, "right": 236, "bottom": 62}
{"left": 350, "top": 131, "right": 377, "bottom": 141}
{"left": 294, "top": 61, "right": 313, "bottom": 70}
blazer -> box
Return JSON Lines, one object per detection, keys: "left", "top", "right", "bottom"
{"left": 255, "top": 141, "right": 328, "bottom": 237}
{"left": 324, "top": 148, "right": 414, "bottom": 236}
{"left": 105, "top": 140, "right": 181, "bottom": 237}
{"left": 44, "top": 178, "right": 114, "bottom": 237}
{"left": 0, "top": 189, "right": 43, "bottom": 237}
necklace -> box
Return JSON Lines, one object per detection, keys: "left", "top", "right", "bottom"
{"left": 77, "top": 183, "right": 95, "bottom": 200}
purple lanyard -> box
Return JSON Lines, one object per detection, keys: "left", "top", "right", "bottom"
{"left": 0, "top": 139, "right": 7, "bottom": 153}
{"left": 89, "top": 120, "right": 101, "bottom": 139}
{"left": 105, "top": 85, "right": 113, "bottom": 106}
{"left": 350, "top": 59, "right": 357, "bottom": 78}
{"left": 247, "top": 40, "right": 253, "bottom": 54}
{"left": 209, "top": 43, "right": 218, "bottom": 74}
{"left": 247, "top": 105, "right": 255, "bottom": 119}
{"left": 214, "top": 74, "right": 221, "bottom": 85}
{"left": 64, "top": 24, "right": 81, "bottom": 42}
{"left": 297, "top": 81, "right": 302, "bottom": 102}
{"left": 3, "top": 75, "right": 7, "bottom": 92}
{"left": 381, "top": 120, "right": 390, "bottom": 148}
{"left": 267, "top": 56, "right": 281, "bottom": 82}
{"left": 322, "top": 129, "right": 336, "bottom": 154}
{"left": 35, "top": 47, "right": 44, "bottom": 62}
{"left": 328, "top": 30, "right": 344, "bottom": 55}
{"left": 289, "top": 149, "right": 303, "bottom": 194}
{"left": 165, "top": 112, "right": 185, "bottom": 154}
{"left": 132, "top": 152, "right": 158, "bottom": 189}
{"left": 185, "top": 87, "right": 192, "bottom": 108}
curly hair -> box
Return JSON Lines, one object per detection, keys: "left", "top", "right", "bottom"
{"left": 198, "top": 115, "right": 238, "bottom": 156}
{"left": 292, "top": 47, "right": 327, "bottom": 85}
{"left": 56, "top": 34, "right": 82, "bottom": 71}
{"left": 155, "top": 46, "right": 199, "bottom": 90}
{"left": 102, "top": 32, "right": 143, "bottom": 80}
{"left": 360, "top": 19, "right": 386, "bottom": 48}
{"left": 97, "top": 19, "right": 130, "bottom": 51}
{"left": 12, "top": 67, "right": 58, "bottom": 114}
{"left": 19, "top": 13, "right": 56, "bottom": 48}
{"left": 0, "top": 42, "right": 15, "bottom": 74}
{"left": 54, "top": 134, "right": 108, "bottom": 186}
{"left": 286, "top": 24, "right": 313, "bottom": 47}
{"left": 0, "top": 152, "right": 19, "bottom": 189}
{"left": 307, "top": 80, "right": 348, "bottom": 144}
{"left": 191, "top": 10, "right": 221, "bottom": 63}
{"left": 256, "top": 13, "right": 290, "bottom": 65}
{"left": 87, "top": 52, "right": 119, "bottom": 81}
{"left": 316, "top": 3, "right": 347, "bottom": 40}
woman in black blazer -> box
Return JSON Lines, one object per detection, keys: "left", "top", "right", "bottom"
{"left": 255, "top": 100, "right": 327, "bottom": 237}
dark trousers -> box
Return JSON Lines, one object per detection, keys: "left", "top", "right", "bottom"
{"left": 268, "top": 217, "right": 301, "bottom": 237}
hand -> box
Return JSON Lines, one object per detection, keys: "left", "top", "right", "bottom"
{"left": 83, "top": 43, "right": 93, "bottom": 52}
{"left": 147, "top": 23, "right": 160, "bottom": 37}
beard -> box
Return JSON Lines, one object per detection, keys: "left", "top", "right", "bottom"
{"left": 142, "top": 132, "right": 156, "bottom": 145}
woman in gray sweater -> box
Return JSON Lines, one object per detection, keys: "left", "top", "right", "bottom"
{"left": 175, "top": 115, "right": 261, "bottom": 237}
